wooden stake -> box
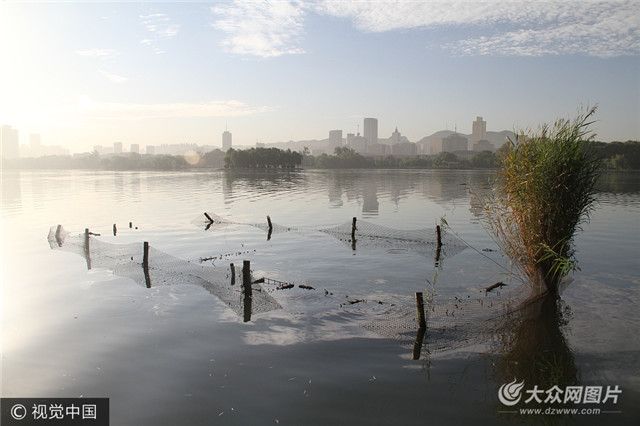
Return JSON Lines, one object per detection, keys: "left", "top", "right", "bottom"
{"left": 242, "top": 260, "right": 252, "bottom": 322}
{"left": 129, "top": 221, "right": 133, "bottom": 229}
{"left": 143, "top": 241, "right": 151, "bottom": 288}
{"left": 204, "top": 212, "right": 214, "bottom": 223}
{"left": 416, "top": 292, "right": 426, "bottom": 329}
{"left": 55, "top": 224, "right": 63, "bottom": 246}
{"left": 84, "top": 228, "right": 91, "bottom": 270}
{"left": 351, "top": 217, "right": 357, "bottom": 239}
{"left": 436, "top": 225, "right": 442, "bottom": 248}
{"left": 113, "top": 223, "right": 117, "bottom": 236}
{"left": 230, "top": 263, "right": 236, "bottom": 285}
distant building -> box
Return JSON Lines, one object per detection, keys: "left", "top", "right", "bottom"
{"left": 346, "top": 132, "right": 367, "bottom": 154}
{"left": 1, "top": 125, "right": 19, "bottom": 159}
{"left": 256, "top": 142, "right": 265, "bottom": 148}
{"left": 222, "top": 130, "right": 232, "bottom": 151}
{"left": 30, "top": 134, "right": 41, "bottom": 156}
{"left": 328, "top": 129, "right": 342, "bottom": 153}
{"left": 130, "top": 143, "right": 139, "bottom": 154}
{"left": 366, "top": 143, "right": 388, "bottom": 156}
{"left": 391, "top": 142, "right": 418, "bottom": 156}
{"left": 472, "top": 116, "right": 487, "bottom": 144}
{"left": 389, "top": 127, "right": 401, "bottom": 145}
{"left": 473, "top": 139, "right": 495, "bottom": 152}
{"left": 114, "top": 142, "right": 123, "bottom": 154}
{"left": 442, "top": 133, "right": 468, "bottom": 153}
{"left": 146, "top": 145, "right": 155, "bottom": 155}
{"left": 363, "top": 118, "right": 378, "bottom": 146}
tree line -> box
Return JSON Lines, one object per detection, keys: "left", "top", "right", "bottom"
{"left": 224, "top": 147, "right": 302, "bottom": 169}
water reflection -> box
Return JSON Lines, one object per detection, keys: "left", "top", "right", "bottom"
{"left": 1, "top": 171, "right": 22, "bottom": 210}
{"left": 495, "top": 295, "right": 577, "bottom": 390}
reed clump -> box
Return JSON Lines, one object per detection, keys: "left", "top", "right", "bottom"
{"left": 487, "top": 107, "right": 603, "bottom": 295}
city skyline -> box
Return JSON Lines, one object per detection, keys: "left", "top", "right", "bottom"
{"left": 1, "top": 1, "right": 639, "bottom": 152}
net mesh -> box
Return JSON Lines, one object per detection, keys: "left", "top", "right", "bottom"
{"left": 48, "top": 221, "right": 530, "bottom": 357}
{"left": 196, "top": 212, "right": 466, "bottom": 257}
{"left": 48, "top": 226, "right": 280, "bottom": 317}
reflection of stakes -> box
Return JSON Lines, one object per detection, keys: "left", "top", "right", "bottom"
{"left": 242, "top": 260, "right": 252, "bottom": 322}
{"left": 230, "top": 263, "right": 236, "bottom": 285}
{"left": 143, "top": 241, "right": 151, "bottom": 288}
{"left": 267, "top": 215, "right": 273, "bottom": 241}
{"left": 413, "top": 327, "right": 426, "bottom": 360}
{"left": 84, "top": 228, "right": 92, "bottom": 270}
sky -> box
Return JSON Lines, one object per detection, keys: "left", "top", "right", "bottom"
{"left": 0, "top": 0, "right": 639, "bottom": 152}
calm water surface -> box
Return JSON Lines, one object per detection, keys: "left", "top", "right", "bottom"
{"left": 1, "top": 170, "right": 639, "bottom": 425}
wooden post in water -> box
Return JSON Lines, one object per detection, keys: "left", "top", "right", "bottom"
{"left": 143, "top": 241, "right": 151, "bottom": 288}
{"left": 129, "top": 221, "right": 133, "bottom": 229}
{"left": 242, "top": 260, "right": 252, "bottom": 322}
{"left": 416, "top": 292, "right": 426, "bottom": 329}
{"left": 113, "top": 224, "right": 117, "bottom": 236}
{"left": 230, "top": 263, "right": 236, "bottom": 285}
{"left": 84, "top": 228, "right": 92, "bottom": 270}
{"left": 267, "top": 215, "right": 273, "bottom": 241}
{"left": 55, "top": 224, "right": 63, "bottom": 246}
{"left": 204, "top": 212, "right": 214, "bottom": 223}
{"left": 436, "top": 225, "right": 442, "bottom": 248}
{"left": 351, "top": 217, "right": 357, "bottom": 241}
{"left": 351, "top": 217, "right": 357, "bottom": 250}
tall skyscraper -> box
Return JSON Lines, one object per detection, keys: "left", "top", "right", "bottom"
{"left": 222, "top": 130, "right": 232, "bottom": 151}
{"left": 114, "top": 142, "right": 123, "bottom": 154}
{"left": 1, "top": 125, "right": 20, "bottom": 159}
{"left": 130, "top": 144, "right": 139, "bottom": 154}
{"left": 472, "top": 116, "right": 487, "bottom": 143}
{"left": 363, "top": 118, "right": 378, "bottom": 146}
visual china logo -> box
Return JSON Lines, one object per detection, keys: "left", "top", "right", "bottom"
{"left": 498, "top": 379, "right": 526, "bottom": 406}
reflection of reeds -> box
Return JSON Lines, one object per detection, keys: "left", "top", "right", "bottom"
{"left": 486, "top": 107, "right": 602, "bottom": 295}
{"left": 495, "top": 295, "right": 578, "bottom": 391}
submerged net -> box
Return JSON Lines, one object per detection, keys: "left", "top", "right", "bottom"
{"left": 47, "top": 226, "right": 280, "bottom": 317}
{"left": 48, "top": 218, "right": 530, "bottom": 358}
{"left": 195, "top": 212, "right": 467, "bottom": 257}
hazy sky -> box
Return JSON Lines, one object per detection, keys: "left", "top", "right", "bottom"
{"left": 1, "top": 1, "right": 639, "bottom": 152}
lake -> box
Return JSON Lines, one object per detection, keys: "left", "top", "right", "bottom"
{"left": 1, "top": 169, "right": 639, "bottom": 425}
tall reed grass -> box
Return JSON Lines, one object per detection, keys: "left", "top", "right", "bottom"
{"left": 486, "top": 107, "right": 603, "bottom": 295}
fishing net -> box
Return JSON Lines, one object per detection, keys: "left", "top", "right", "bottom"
{"left": 47, "top": 226, "right": 280, "bottom": 317}
{"left": 195, "top": 212, "right": 467, "bottom": 257}
{"left": 48, "top": 218, "right": 531, "bottom": 359}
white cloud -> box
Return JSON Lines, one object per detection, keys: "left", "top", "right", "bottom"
{"left": 139, "top": 12, "right": 180, "bottom": 54}
{"left": 99, "top": 70, "right": 128, "bottom": 84}
{"left": 75, "top": 48, "right": 118, "bottom": 58}
{"left": 211, "top": 1, "right": 639, "bottom": 58}
{"left": 212, "top": 0, "right": 306, "bottom": 58}
{"left": 316, "top": 0, "right": 640, "bottom": 57}
{"left": 77, "top": 97, "right": 273, "bottom": 120}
